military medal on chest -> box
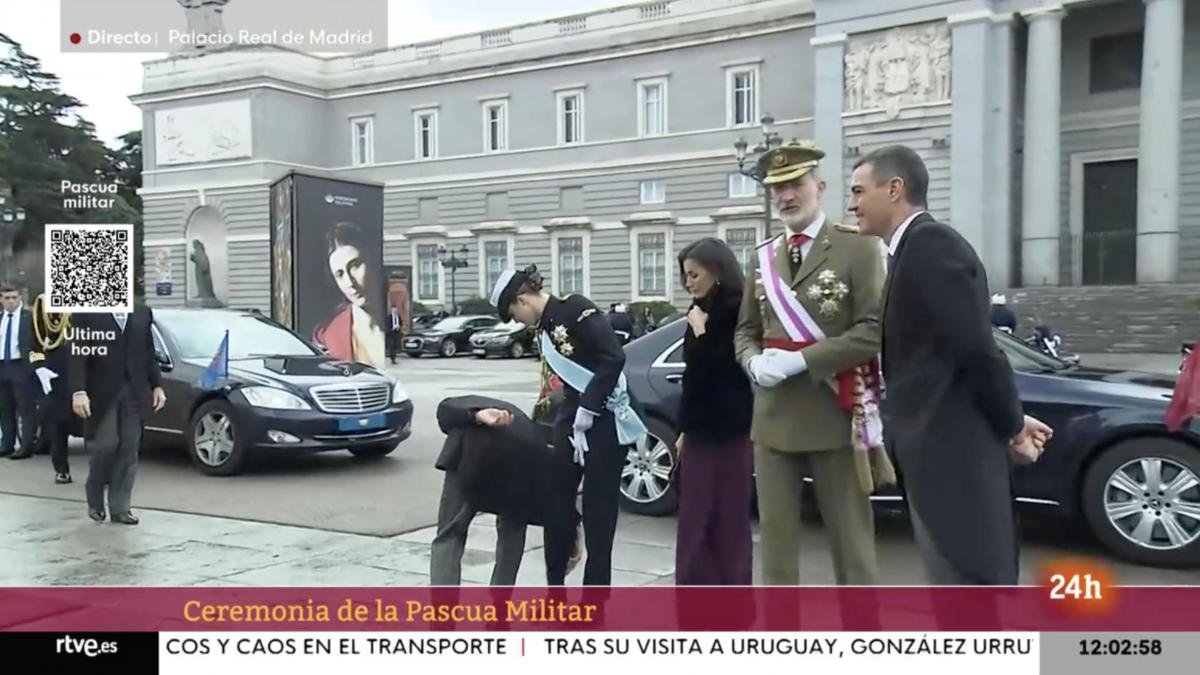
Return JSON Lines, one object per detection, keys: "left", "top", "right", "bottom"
{"left": 551, "top": 324, "right": 574, "bottom": 356}
{"left": 807, "top": 269, "right": 850, "bottom": 318}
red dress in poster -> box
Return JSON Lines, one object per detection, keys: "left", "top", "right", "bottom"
{"left": 312, "top": 222, "right": 386, "bottom": 368}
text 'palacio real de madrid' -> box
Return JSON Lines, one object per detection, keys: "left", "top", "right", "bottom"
{"left": 134, "top": 0, "right": 1200, "bottom": 352}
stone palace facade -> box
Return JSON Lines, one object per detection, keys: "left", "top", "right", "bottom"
{"left": 135, "top": 0, "right": 1200, "bottom": 352}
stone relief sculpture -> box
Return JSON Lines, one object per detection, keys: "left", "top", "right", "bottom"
{"left": 155, "top": 100, "right": 251, "bottom": 165}
{"left": 844, "top": 22, "right": 952, "bottom": 118}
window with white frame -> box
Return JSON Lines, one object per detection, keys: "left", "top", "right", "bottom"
{"left": 350, "top": 117, "right": 374, "bottom": 165}
{"left": 416, "top": 243, "right": 440, "bottom": 300}
{"left": 640, "top": 179, "right": 665, "bottom": 205}
{"left": 483, "top": 240, "right": 509, "bottom": 294}
{"left": 483, "top": 100, "right": 508, "bottom": 152}
{"left": 414, "top": 110, "right": 437, "bottom": 159}
{"left": 723, "top": 227, "right": 759, "bottom": 275}
{"left": 728, "top": 173, "right": 758, "bottom": 198}
{"left": 557, "top": 236, "right": 585, "bottom": 294}
{"left": 557, "top": 91, "right": 583, "bottom": 145}
{"left": 636, "top": 232, "right": 667, "bottom": 297}
{"left": 727, "top": 65, "right": 759, "bottom": 127}
{"left": 637, "top": 78, "right": 667, "bottom": 137}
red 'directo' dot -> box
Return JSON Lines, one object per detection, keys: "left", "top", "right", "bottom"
{"left": 69, "top": 33, "right": 82, "bottom": 44}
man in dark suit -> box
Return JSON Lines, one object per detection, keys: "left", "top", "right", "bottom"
{"left": 0, "top": 284, "right": 39, "bottom": 459}
{"left": 847, "top": 145, "right": 1051, "bottom": 585}
{"left": 386, "top": 304, "right": 403, "bottom": 364}
{"left": 70, "top": 305, "right": 166, "bottom": 525}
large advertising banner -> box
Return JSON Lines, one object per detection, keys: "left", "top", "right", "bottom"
{"left": 290, "top": 173, "right": 386, "bottom": 369}
{"left": 269, "top": 174, "right": 295, "bottom": 331}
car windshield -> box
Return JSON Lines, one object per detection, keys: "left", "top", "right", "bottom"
{"left": 993, "top": 329, "right": 1070, "bottom": 372}
{"left": 158, "top": 313, "right": 319, "bottom": 360}
{"left": 432, "top": 317, "right": 474, "bottom": 331}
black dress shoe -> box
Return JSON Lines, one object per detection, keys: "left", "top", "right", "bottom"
{"left": 88, "top": 509, "right": 106, "bottom": 522}
{"left": 55, "top": 473, "right": 72, "bottom": 484}
{"left": 9, "top": 451, "right": 31, "bottom": 460}
{"left": 0, "top": 449, "right": 13, "bottom": 458}
{"left": 111, "top": 512, "right": 139, "bottom": 525}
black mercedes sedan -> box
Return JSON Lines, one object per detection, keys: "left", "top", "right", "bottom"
{"left": 470, "top": 321, "right": 538, "bottom": 359}
{"left": 402, "top": 314, "right": 497, "bottom": 358}
{"left": 145, "top": 308, "right": 414, "bottom": 476}
{"left": 541, "top": 318, "right": 1200, "bottom": 568}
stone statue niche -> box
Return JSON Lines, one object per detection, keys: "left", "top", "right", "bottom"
{"left": 190, "top": 240, "right": 224, "bottom": 307}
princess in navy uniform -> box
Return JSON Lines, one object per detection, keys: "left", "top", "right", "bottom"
{"left": 491, "top": 265, "right": 646, "bottom": 585}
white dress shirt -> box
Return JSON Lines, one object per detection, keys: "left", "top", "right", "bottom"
{"left": 785, "top": 211, "right": 827, "bottom": 259}
{"left": 886, "top": 210, "right": 928, "bottom": 257}
{"left": 1, "top": 304, "right": 23, "bottom": 361}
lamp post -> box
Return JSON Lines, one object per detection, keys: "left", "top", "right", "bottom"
{"left": 437, "top": 244, "right": 469, "bottom": 315}
{"left": 0, "top": 190, "right": 27, "bottom": 283}
{"left": 733, "top": 113, "right": 785, "bottom": 238}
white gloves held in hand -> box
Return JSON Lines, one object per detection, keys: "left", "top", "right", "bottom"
{"left": 747, "top": 348, "right": 808, "bottom": 388}
{"left": 34, "top": 367, "right": 58, "bottom": 395}
{"left": 571, "top": 407, "right": 598, "bottom": 466}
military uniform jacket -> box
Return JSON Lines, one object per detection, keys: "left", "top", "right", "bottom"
{"left": 734, "top": 222, "right": 885, "bottom": 453}
{"left": 537, "top": 294, "right": 629, "bottom": 424}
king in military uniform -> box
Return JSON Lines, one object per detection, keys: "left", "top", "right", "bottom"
{"left": 491, "top": 265, "right": 647, "bottom": 586}
{"left": 734, "top": 140, "right": 896, "bottom": 585}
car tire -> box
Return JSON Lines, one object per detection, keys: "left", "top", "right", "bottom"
{"left": 350, "top": 441, "right": 397, "bottom": 459}
{"left": 619, "top": 417, "right": 679, "bottom": 517}
{"left": 474, "top": 353, "right": 487, "bottom": 359}
{"left": 509, "top": 342, "right": 526, "bottom": 359}
{"left": 1081, "top": 438, "right": 1200, "bottom": 567}
{"left": 440, "top": 340, "right": 457, "bottom": 358}
{"left": 187, "top": 399, "right": 248, "bottom": 477}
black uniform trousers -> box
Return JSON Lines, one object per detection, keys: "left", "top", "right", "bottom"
{"left": 0, "top": 361, "right": 37, "bottom": 455}
{"left": 544, "top": 407, "right": 625, "bottom": 586}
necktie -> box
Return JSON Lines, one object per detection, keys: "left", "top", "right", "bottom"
{"left": 115, "top": 313, "right": 127, "bottom": 333}
{"left": 788, "top": 234, "right": 811, "bottom": 269}
{"left": 2, "top": 313, "right": 12, "bottom": 362}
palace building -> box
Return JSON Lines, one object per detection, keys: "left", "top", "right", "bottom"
{"left": 135, "top": 0, "right": 1200, "bottom": 352}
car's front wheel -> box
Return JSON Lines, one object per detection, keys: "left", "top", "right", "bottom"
{"left": 440, "top": 339, "right": 457, "bottom": 357}
{"left": 1082, "top": 438, "right": 1200, "bottom": 567}
{"left": 350, "top": 441, "right": 397, "bottom": 459}
{"left": 620, "top": 418, "right": 679, "bottom": 516}
{"left": 509, "top": 341, "right": 526, "bottom": 359}
{"left": 188, "top": 400, "right": 248, "bottom": 476}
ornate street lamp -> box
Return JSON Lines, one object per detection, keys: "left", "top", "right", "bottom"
{"left": 0, "top": 191, "right": 27, "bottom": 281}
{"left": 733, "top": 113, "right": 785, "bottom": 238}
{"left": 437, "top": 244, "right": 469, "bottom": 315}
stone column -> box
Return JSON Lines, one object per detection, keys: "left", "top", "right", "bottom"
{"left": 988, "top": 14, "right": 1017, "bottom": 289}
{"left": 1136, "top": 0, "right": 1184, "bottom": 283}
{"left": 949, "top": 12, "right": 991, "bottom": 276}
{"left": 812, "top": 32, "right": 847, "bottom": 222}
{"left": 1020, "top": 6, "right": 1064, "bottom": 287}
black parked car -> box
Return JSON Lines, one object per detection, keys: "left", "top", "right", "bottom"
{"left": 471, "top": 321, "right": 538, "bottom": 359}
{"left": 144, "top": 308, "right": 414, "bottom": 476}
{"left": 540, "top": 318, "right": 1200, "bottom": 568}
{"left": 402, "top": 315, "right": 497, "bottom": 358}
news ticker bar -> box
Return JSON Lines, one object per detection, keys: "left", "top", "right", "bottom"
{"left": 0, "top": 632, "right": 1193, "bottom": 674}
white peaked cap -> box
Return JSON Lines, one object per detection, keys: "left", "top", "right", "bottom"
{"left": 490, "top": 269, "right": 517, "bottom": 307}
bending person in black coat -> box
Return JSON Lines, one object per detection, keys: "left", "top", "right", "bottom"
{"left": 848, "top": 145, "right": 1052, "bottom": 586}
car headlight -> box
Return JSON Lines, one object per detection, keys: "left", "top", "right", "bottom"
{"left": 392, "top": 379, "right": 410, "bottom": 404}
{"left": 241, "top": 386, "right": 312, "bottom": 410}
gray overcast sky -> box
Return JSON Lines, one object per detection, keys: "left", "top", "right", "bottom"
{"left": 2, "top": 0, "right": 626, "bottom": 146}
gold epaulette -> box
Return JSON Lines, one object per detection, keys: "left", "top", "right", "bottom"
{"left": 577, "top": 308, "right": 597, "bottom": 322}
{"left": 833, "top": 223, "right": 861, "bottom": 234}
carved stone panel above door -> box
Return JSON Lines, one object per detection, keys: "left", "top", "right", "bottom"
{"left": 844, "top": 23, "right": 951, "bottom": 118}
{"left": 154, "top": 99, "right": 252, "bottom": 166}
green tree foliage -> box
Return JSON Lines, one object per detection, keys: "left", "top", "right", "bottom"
{"left": 0, "top": 33, "right": 143, "bottom": 295}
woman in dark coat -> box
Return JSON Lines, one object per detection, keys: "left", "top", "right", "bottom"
{"left": 674, "top": 238, "right": 755, "bottom": 585}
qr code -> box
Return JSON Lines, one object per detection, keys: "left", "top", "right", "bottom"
{"left": 45, "top": 224, "right": 134, "bottom": 314}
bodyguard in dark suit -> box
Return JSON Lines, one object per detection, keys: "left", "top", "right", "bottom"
{"left": 70, "top": 305, "right": 166, "bottom": 525}
{"left": 0, "top": 284, "right": 39, "bottom": 459}
{"left": 847, "top": 145, "right": 1051, "bottom": 585}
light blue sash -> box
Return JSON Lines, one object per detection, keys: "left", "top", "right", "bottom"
{"left": 539, "top": 331, "right": 648, "bottom": 446}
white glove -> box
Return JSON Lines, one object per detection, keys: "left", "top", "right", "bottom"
{"left": 571, "top": 408, "right": 598, "bottom": 466}
{"left": 761, "top": 348, "right": 809, "bottom": 378}
{"left": 747, "top": 355, "right": 787, "bottom": 388}
{"left": 35, "top": 367, "right": 58, "bottom": 395}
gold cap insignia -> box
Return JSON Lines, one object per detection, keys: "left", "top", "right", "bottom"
{"left": 757, "top": 139, "right": 825, "bottom": 186}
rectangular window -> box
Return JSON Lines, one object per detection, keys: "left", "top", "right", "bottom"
{"left": 726, "top": 65, "right": 759, "bottom": 127}
{"left": 558, "top": 236, "right": 585, "bottom": 294}
{"left": 483, "top": 100, "right": 508, "bottom": 152}
{"left": 350, "top": 117, "right": 373, "bottom": 165}
{"left": 417, "top": 244, "right": 439, "bottom": 300}
{"left": 638, "top": 79, "right": 667, "bottom": 137}
{"left": 640, "top": 179, "right": 665, "bottom": 205}
{"left": 414, "top": 110, "right": 437, "bottom": 159}
{"left": 724, "top": 227, "right": 759, "bottom": 275}
{"left": 558, "top": 91, "right": 583, "bottom": 145}
{"left": 1089, "top": 32, "right": 1143, "bottom": 93}
{"left": 484, "top": 240, "right": 508, "bottom": 293}
{"left": 728, "top": 173, "right": 758, "bottom": 198}
{"left": 637, "top": 232, "right": 666, "bottom": 297}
